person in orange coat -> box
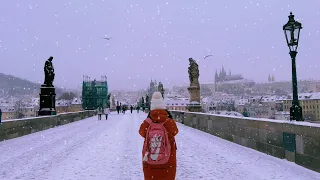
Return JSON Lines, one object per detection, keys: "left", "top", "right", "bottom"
{"left": 139, "top": 92, "right": 179, "bottom": 180}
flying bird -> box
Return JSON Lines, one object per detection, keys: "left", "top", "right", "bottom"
{"left": 204, "top": 55, "right": 213, "bottom": 59}
{"left": 102, "top": 37, "right": 113, "bottom": 40}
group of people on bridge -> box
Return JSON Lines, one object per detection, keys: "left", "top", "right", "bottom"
{"left": 116, "top": 104, "right": 143, "bottom": 114}
{"left": 96, "top": 104, "right": 144, "bottom": 119}
{"left": 96, "top": 106, "right": 110, "bottom": 120}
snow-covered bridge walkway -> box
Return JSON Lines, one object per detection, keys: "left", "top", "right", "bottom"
{"left": 0, "top": 112, "right": 319, "bottom": 180}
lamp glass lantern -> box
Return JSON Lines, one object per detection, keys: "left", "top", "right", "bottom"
{"left": 283, "top": 12, "right": 302, "bottom": 52}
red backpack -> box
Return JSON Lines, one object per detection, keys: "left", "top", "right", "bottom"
{"left": 142, "top": 118, "right": 171, "bottom": 165}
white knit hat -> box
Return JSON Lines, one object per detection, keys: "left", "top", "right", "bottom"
{"left": 150, "top": 92, "right": 166, "bottom": 110}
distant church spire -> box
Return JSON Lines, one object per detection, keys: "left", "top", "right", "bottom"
{"left": 215, "top": 69, "right": 219, "bottom": 83}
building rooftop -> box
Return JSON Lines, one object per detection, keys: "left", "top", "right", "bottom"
{"left": 166, "top": 99, "right": 189, "bottom": 106}
{"left": 56, "top": 100, "right": 72, "bottom": 106}
{"left": 0, "top": 106, "right": 15, "bottom": 112}
{"left": 216, "top": 79, "right": 255, "bottom": 85}
{"left": 283, "top": 92, "right": 320, "bottom": 100}
{"left": 260, "top": 95, "right": 287, "bottom": 102}
{"left": 71, "top": 98, "right": 82, "bottom": 105}
{"left": 235, "top": 99, "right": 249, "bottom": 106}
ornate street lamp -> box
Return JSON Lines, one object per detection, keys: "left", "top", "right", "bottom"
{"left": 283, "top": 12, "right": 303, "bottom": 121}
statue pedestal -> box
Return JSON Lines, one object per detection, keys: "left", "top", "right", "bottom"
{"left": 188, "top": 85, "right": 200, "bottom": 102}
{"left": 38, "top": 86, "right": 56, "bottom": 116}
{"left": 187, "top": 85, "right": 202, "bottom": 112}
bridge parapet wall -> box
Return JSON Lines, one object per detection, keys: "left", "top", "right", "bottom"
{"left": 0, "top": 111, "right": 96, "bottom": 142}
{"left": 169, "top": 111, "right": 320, "bottom": 173}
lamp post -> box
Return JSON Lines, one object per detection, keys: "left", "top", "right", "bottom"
{"left": 283, "top": 12, "right": 303, "bottom": 121}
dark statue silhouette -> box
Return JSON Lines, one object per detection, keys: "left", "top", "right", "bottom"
{"left": 43, "top": 56, "right": 55, "bottom": 87}
{"left": 39, "top": 56, "right": 56, "bottom": 116}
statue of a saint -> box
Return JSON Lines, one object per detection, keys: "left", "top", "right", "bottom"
{"left": 107, "top": 93, "right": 111, "bottom": 107}
{"left": 112, "top": 96, "right": 116, "bottom": 107}
{"left": 146, "top": 95, "right": 149, "bottom": 107}
{"left": 44, "top": 56, "right": 55, "bottom": 87}
{"left": 188, "top": 58, "right": 199, "bottom": 86}
{"left": 158, "top": 82, "right": 164, "bottom": 91}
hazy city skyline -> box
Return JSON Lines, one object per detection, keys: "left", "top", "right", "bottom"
{"left": 1, "top": 1, "right": 320, "bottom": 90}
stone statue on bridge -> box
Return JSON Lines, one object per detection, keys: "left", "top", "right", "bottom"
{"left": 145, "top": 95, "right": 149, "bottom": 110}
{"left": 188, "top": 58, "right": 199, "bottom": 87}
{"left": 158, "top": 82, "right": 165, "bottom": 98}
{"left": 158, "top": 82, "right": 163, "bottom": 91}
{"left": 107, "top": 93, "right": 111, "bottom": 108}
{"left": 112, "top": 96, "right": 116, "bottom": 108}
{"left": 43, "top": 56, "right": 55, "bottom": 87}
{"left": 39, "top": 56, "right": 56, "bottom": 116}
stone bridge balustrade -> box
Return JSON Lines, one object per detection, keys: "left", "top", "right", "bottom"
{"left": 169, "top": 110, "right": 320, "bottom": 173}
{"left": 0, "top": 111, "right": 96, "bottom": 141}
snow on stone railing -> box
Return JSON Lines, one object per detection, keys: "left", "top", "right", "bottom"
{"left": 169, "top": 110, "right": 320, "bottom": 128}
{"left": 1, "top": 110, "right": 96, "bottom": 122}
{"left": 169, "top": 110, "right": 320, "bottom": 173}
{"left": 0, "top": 110, "right": 96, "bottom": 142}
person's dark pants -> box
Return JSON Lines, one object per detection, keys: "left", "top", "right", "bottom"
{"left": 117, "top": 109, "right": 119, "bottom": 114}
{"left": 98, "top": 114, "right": 101, "bottom": 120}
{"left": 137, "top": 109, "right": 139, "bottom": 113}
{"left": 105, "top": 114, "right": 108, "bottom": 120}
{"left": 130, "top": 109, "right": 133, "bottom": 113}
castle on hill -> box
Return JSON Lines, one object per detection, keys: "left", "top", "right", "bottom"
{"left": 215, "top": 66, "right": 244, "bottom": 83}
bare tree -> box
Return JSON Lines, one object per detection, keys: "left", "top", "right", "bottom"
{"left": 58, "top": 92, "right": 77, "bottom": 100}
{"left": 14, "top": 99, "right": 24, "bottom": 119}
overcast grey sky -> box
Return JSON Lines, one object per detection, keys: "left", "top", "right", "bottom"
{"left": 0, "top": 1, "right": 319, "bottom": 90}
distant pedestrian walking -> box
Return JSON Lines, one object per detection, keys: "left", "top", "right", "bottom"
{"left": 116, "top": 105, "right": 120, "bottom": 114}
{"left": 97, "top": 107, "right": 102, "bottom": 120}
{"left": 122, "top": 105, "right": 126, "bottom": 114}
{"left": 139, "top": 92, "right": 178, "bottom": 180}
{"left": 136, "top": 106, "right": 140, "bottom": 113}
{"left": 130, "top": 105, "right": 133, "bottom": 114}
{"left": 104, "top": 107, "right": 110, "bottom": 120}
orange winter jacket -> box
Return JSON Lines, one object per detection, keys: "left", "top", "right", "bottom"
{"left": 139, "top": 109, "right": 179, "bottom": 180}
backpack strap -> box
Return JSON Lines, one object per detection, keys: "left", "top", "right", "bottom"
{"left": 145, "top": 118, "right": 152, "bottom": 124}
{"left": 161, "top": 118, "right": 170, "bottom": 125}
